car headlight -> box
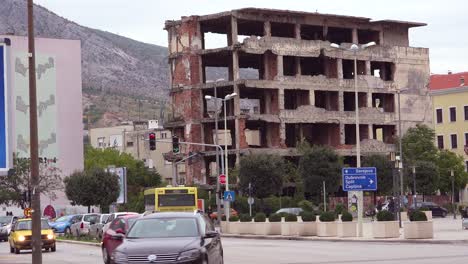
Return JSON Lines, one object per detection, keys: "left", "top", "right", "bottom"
{"left": 18, "top": 235, "right": 26, "bottom": 242}
{"left": 177, "top": 249, "right": 201, "bottom": 261}
{"left": 112, "top": 251, "right": 128, "bottom": 264}
{"left": 47, "top": 234, "right": 54, "bottom": 240}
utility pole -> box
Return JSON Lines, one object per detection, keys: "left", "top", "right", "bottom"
{"left": 451, "top": 169, "right": 456, "bottom": 219}
{"left": 27, "top": 0, "right": 42, "bottom": 263}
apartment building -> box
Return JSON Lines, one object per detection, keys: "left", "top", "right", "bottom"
{"left": 164, "top": 8, "right": 432, "bottom": 184}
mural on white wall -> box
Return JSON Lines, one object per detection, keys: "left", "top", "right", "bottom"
{"left": 14, "top": 54, "right": 58, "bottom": 160}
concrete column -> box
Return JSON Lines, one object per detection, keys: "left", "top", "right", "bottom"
{"left": 229, "top": 16, "right": 238, "bottom": 45}
{"left": 352, "top": 28, "right": 358, "bottom": 44}
{"left": 368, "top": 92, "right": 373, "bottom": 108}
{"left": 295, "top": 57, "right": 301, "bottom": 77}
{"left": 365, "top": 61, "right": 371, "bottom": 75}
{"left": 338, "top": 91, "right": 344, "bottom": 111}
{"left": 277, "top": 55, "right": 284, "bottom": 77}
{"left": 337, "top": 58, "right": 343, "bottom": 79}
{"left": 265, "top": 91, "right": 272, "bottom": 114}
{"left": 379, "top": 31, "right": 384, "bottom": 45}
{"left": 232, "top": 51, "right": 240, "bottom": 80}
{"left": 278, "top": 87, "right": 285, "bottom": 110}
{"left": 264, "top": 21, "right": 271, "bottom": 37}
{"left": 339, "top": 123, "right": 346, "bottom": 145}
{"left": 234, "top": 84, "right": 241, "bottom": 166}
{"left": 309, "top": 90, "right": 315, "bottom": 106}
{"left": 295, "top": 24, "right": 301, "bottom": 39}
{"left": 263, "top": 54, "right": 270, "bottom": 80}
{"left": 280, "top": 122, "right": 286, "bottom": 147}
{"left": 368, "top": 124, "right": 374, "bottom": 140}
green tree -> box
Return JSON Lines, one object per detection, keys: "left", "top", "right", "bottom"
{"left": 362, "top": 155, "right": 394, "bottom": 195}
{"left": 436, "top": 150, "right": 468, "bottom": 194}
{"left": 238, "top": 154, "right": 285, "bottom": 199}
{"left": 401, "top": 124, "right": 438, "bottom": 165}
{"left": 64, "top": 168, "right": 120, "bottom": 212}
{"left": 298, "top": 143, "right": 342, "bottom": 202}
{"left": 0, "top": 156, "right": 62, "bottom": 208}
{"left": 84, "top": 146, "right": 162, "bottom": 212}
{"left": 411, "top": 160, "right": 439, "bottom": 196}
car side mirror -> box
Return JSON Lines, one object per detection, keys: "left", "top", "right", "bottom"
{"left": 204, "top": 231, "right": 219, "bottom": 239}
{"left": 115, "top": 228, "right": 125, "bottom": 235}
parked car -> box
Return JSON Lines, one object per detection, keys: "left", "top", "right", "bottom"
{"left": 462, "top": 217, "right": 468, "bottom": 230}
{"left": 209, "top": 208, "right": 238, "bottom": 220}
{"left": 108, "top": 212, "right": 223, "bottom": 264}
{"left": 48, "top": 214, "right": 78, "bottom": 235}
{"left": 102, "top": 214, "right": 141, "bottom": 264}
{"left": 101, "top": 212, "right": 138, "bottom": 236}
{"left": 70, "top": 213, "right": 100, "bottom": 237}
{"left": 276, "top": 208, "right": 303, "bottom": 216}
{"left": 411, "top": 202, "right": 448, "bottom": 217}
{"left": 89, "top": 214, "right": 110, "bottom": 239}
{"left": 8, "top": 218, "right": 56, "bottom": 254}
{"left": 0, "top": 215, "right": 18, "bottom": 241}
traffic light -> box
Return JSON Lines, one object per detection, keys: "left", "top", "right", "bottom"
{"left": 172, "top": 136, "right": 180, "bottom": 153}
{"left": 149, "top": 132, "right": 156, "bottom": 151}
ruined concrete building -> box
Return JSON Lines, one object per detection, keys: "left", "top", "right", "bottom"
{"left": 164, "top": 8, "right": 432, "bottom": 184}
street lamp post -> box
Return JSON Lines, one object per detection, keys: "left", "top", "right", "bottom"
{"left": 412, "top": 166, "right": 416, "bottom": 207}
{"left": 451, "top": 169, "right": 456, "bottom": 219}
{"left": 330, "top": 41, "right": 375, "bottom": 237}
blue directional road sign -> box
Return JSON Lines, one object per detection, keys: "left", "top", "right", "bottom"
{"left": 342, "top": 167, "right": 377, "bottom": 191}
{"left": 223, "top": 191, "right": 235, "bottom": 202}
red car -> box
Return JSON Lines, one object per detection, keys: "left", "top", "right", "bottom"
{"left": 101, "top": 214, "right": 140, "bottom": 264}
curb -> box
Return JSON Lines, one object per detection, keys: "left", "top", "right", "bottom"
{"left": 221, "top": 234, "right": 468, "bottom": 245}
{"left": 56, "top": 239, "right": 101, "bottom": 247}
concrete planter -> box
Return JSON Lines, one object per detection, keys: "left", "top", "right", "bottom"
{"left": 404, "top": 221, "right": 433, "bottom": 239}
{"left": 372, "top": 221, "right": 400, "bottom": 238}
{"left": 220, "top": 221, "right": 228, "bottom": 233}
{"left": 281, "top": 222, "right": 300, "bottom": 236}
{"left": 317, "top": 221, "right": 337, "bottom": 237}
{"left": 253, "top": 222, "right": 269, "bottom": 235}
{"left": 228, "top": 221, "right": 240, "bottom": 234}
{"left": 337, "top": 221, "right": 357, "bottom": 237}
{"left": 298, "top": 221, "right": 317, "bottom": 236}
{"left": 401, "top": 212, "right": 408, "bottom": 221}
{"left": 423, "top": 211, "right": 432, "bottom": 220}
{"left": 238, "top": 221, "right": 254, "bottom": 235}
{"left": 267, "top": 222, "right": 282, "bottom": 235}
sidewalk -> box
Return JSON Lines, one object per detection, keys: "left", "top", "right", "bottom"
{"left": 222, "top": 217, "right": 468, "bottom": 244}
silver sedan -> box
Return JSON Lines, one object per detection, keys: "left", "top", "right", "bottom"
{"left": 463, "top": 218, "right": 468, "bottom": 230}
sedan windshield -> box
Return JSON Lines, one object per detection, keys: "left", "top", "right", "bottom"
{"left": 127, "top": 218, "right": 199, "bottom": 238}
{"left": 16, "top": 220, "right": 50, "bottom": 230}
{"left": 0, "top": 216, "right": 12, "bottom": 224}
{"left": 54, "top": 216, "right": 71, "bottom": 222}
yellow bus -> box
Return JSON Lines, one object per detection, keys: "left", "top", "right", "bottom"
{"left": 144, "top": 186, "right": 198, "bottom": 212}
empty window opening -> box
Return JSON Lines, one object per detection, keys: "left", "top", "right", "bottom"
{"left": 326, "top": 27, "right": 353, "bottom": 44}
{"left": 342, "top": 59, "right": 366, "bottom": 79}
{"left": 345, "top": 124, "right": 369, "bottom": 145}
{"left": 271, "top": 22, "right": 296, "bottom": 38}
{"left": 237, "top": 19, "right": 264, "bottom": 43}
{"left": 465, "top": 106, "right": 468, "bottom": 121}
{"left": 263, "top": 51, "right": 278, "bottom": 80}
{"left": 323, "top": 57, "right": 338, "bottom": 78}
{"left": 202, "top": 52, "right": 232, "bottom": 82}
{"left": 372, "top": 125, "right": 395, "bottom": 144}
{"left": 451, "top": 134, "right": 458, "bottom": 149}
{"left": 300, "top": 25, "right": 323, "bottom": 40}
{"left": 202, "top": 32, "right": 228, "bottom": 49}
{"left": 239, "top": 87, "right": 278, "bottom": 114}
{"left": 245, "top": 121, "right": 280, "bottom": 148}
{"left": 358, "top": 29, "right": 380, "bottom": 45}
{"left": 449, "top": 107, "right": 456, "bottom": 122}
{"left": 283, "top": 56, "right": 297, "bottom": 76}
{"left": 460, "top": 77, "right": 465, "bottom": 86}
{"left": 285, "top": 124, "right": 298, "bottom": 148}
{"left": 437, "top": 135, "right": 444, "bottom": 149}
{"left": 239, "top": 52, "right": 262, "bottom": 80}
{"left": 301, "top": 123, "right": 340, "bottom": 147}
{"left": 203, "top": 87, "right": 235, "bottom": 118}
{"left": 372, "top": 93, "right": 395, "bottom": 112}
{"left": 284, "top": 90, "right": 310, "bottom": 110}
{"left": 204, "top": 67, "right": 229, "bottom": 84}
{"left": 300, "top": 57, "right": 324, "bottom": 76}
{"left": 436, "top": 108, "right": 443, "bottom": 123}
{"left": 371, "top": 61, "right": 395, "bottom": 81}
{"left": 315, "top": 91, "right": 339, "bottom": 111}
{"left": 344, "top": 92, "right": 367, "bottom": 111}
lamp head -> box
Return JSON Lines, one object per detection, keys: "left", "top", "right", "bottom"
{"left": 204, "top": 95, "right": 213, "bottom": 100}
{"left": 330, "top": 43, "right": 340, "bottom": 49}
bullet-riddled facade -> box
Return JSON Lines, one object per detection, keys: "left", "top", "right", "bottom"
{"left": 164, "top": 8, "right": 432, "bottom": 184}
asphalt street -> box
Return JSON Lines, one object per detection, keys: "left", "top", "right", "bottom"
{"left": 1, "top": 238, "right": 468, "bottom": 264}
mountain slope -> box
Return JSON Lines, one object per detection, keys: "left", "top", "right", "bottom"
{"left": 0, "top": 0, "right": 169, "bottom": 98}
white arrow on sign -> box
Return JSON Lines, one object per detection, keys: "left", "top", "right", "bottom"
{"left": 369, "top": 179, "right": 374, "bottom": 185}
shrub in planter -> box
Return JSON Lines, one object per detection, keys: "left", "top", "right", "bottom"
{"left": 229, "top": 215, "right": 239, "bottom": 222}
{"left": 254, "top": 213, "right": 266, "bottom": 222}
{"left": 419, "top": 206, "right": 430, "bottom": 211}
{"left": 409, "top": 210, "right": 427, "bottom": 221}
{"left": 269, "top": 213, "right": 281, "bottom": 222}
{"left": 277, "top": 212, "right": 289, "bottom": 218}
{"left": 376, "top": 210, "right": 394, "bottom": 221}
{"left": 298, "top": 200, "right": 314, "bottom": 212}
{"left": 285, "top": 213, "right": 297, "bottom": 222}
{"left": 334, "top": 203, "right": 345, "bottom": 216}
{"left": 299, "top": 211, "right": 316, "bottom": 222}
{"left": 221, "top": 215, "right": 226, "bottom": 221}
{"left": 239, "top": 214, "right": 252, "bottom": 222}
{"left": 341, "top": 211, "right": 353, "bottom": 222}
{"left": 319, "top": 211, "right": 336, "bottom": 222}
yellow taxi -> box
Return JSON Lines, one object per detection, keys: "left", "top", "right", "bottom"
{"left": 8, "top": 218, "right": 56, "bottom": 254}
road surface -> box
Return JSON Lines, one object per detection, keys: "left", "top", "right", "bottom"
{"left": 1, "top": 238, "right": 467, "bottom": 263}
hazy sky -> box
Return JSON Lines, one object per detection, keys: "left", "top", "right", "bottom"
{"left": 34, "top": 0, "right": 468, "bottom": 74}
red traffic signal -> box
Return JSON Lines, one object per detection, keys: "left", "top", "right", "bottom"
{"left": 219, "top": 174, "right": 226, "bottom": 185}
{"left": 149, "top": 132, "right": 156, "bottom": 151}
